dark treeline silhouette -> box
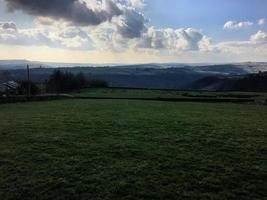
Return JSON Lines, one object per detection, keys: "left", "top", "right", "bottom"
{"left": 46, "top": 70, "right": 88, "bottom": 93}
{"left": 18, "top": 81, "right": 40, "bottom": 95}
{"left": 190, "top": 71, "right": 267, "bottom": 92}
{"left": 232, "top": 72, "right": 267, "bottom": 92}
{"left": 0, "top": 71, "right": 12, "bottom": 83}
{"left": 46, "top": 70, "right": 108, "bottom": 93}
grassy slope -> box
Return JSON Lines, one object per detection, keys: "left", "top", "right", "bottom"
{"left": 73, "top": 88, "right": 267, "bottom": 102}
{"left": 0, "top": 99, "right": 266, "bottom": 199}
{"left": 72, "top": 88, "right": 179, "bottom": 98}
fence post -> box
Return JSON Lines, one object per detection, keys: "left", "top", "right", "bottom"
{"left": 27, "top": 65, "right": 31, "bottom": 99}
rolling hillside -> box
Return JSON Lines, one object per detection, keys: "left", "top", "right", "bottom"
{"left": 1, "top": 60, "right": 267, "bottom": 90}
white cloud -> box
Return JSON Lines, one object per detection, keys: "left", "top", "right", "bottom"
{"left": 209, "top": 30, "right": 267, "bottom": 62}
{"left": 2, "top": 18, "right": 267, "bottom": 63}
{"left": 258, "top": 18, "right": 265, "bottom": 26}
{"left": 0, "top": 20, "right": 93, "bottom": 49}
{"left": 4, "top": 0, "right": 147, "bottom": 40}
{"left": 223, "top": 20, "right": 253, "bottom": 30}
{"left": 127, "top": 0, "right": 145, "bottom": 7}
{"left": 34, "top": 17, "right": 56, "bottom": 26}
{"left": 132, "top": 27, "right": 211, "bottom": 52}
{"left": 250, "top": 30, "right": 267, "bottom": 43}
{"left": 1, "top": 1, "right": 267, "bottom": 62}
{"left": 113, "top": 7, "right": 146, "bottom": 39}
{"left": 0, "top": 21, "right": 17, "bottom": 31}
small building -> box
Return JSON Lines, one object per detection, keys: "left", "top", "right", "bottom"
{"left": 0, "top": 81, "right": 19, "bottom": 96}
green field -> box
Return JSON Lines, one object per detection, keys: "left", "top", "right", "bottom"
{"left": 73, "top": 88, "right": 267, "bottom": 103}
{"left": 0, "top": 92, "right": 267, "bottom": 199}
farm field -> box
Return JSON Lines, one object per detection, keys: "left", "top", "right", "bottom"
{"left": 0, "top": 93, "right": 267, "bottom": 199}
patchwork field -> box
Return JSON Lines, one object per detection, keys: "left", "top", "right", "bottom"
{"left": 0, "top": 92, "right": 267, "bottom": 199}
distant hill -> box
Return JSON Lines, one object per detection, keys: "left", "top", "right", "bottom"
{"left": 0, "top": 60, "right": 45, "bottom": 70}
{"left": 188, "top": 63, "right": 267, "bottom": 75}
{"left": 0, "top": 67, "right": 209, "bottom": 89}
{"left": 1, "top": 60, "right": 267, "bottom": 90}
{"left": 1, "top": 60, "right": 267, "bottom": 74}
{"left": 0, "top": 59, "right": 114, "bottom": 70}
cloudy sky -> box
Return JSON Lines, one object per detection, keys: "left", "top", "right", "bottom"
{"left": 0, "top": 0, "right": 267, "bottom": 64}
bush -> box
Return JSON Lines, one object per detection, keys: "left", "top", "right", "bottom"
{"left": 46, "top": 70, "right": 109, "bottom": 93}
{"left": 46, "top": 70, "right": 89, "bottom": 93}
{"left": 18, "top": 81, "right": 40, "bottom": 95}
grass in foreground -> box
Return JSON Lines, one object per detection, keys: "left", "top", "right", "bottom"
{"left": 0, "top": 99, "right": 266, "bottom": 199}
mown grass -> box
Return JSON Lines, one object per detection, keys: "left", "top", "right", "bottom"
{"left": 0, "top": 99, "right": 267, "bottom": 199}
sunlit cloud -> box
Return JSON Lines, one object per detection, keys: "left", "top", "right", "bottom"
{"left": 223, "top": 20, "right": 253, "bottom": 30}
{"left": 258, "top": 18, "right": 265, "bottom": 26}
{"left": 0, "top": 0, "right": 267, "bottom": 63}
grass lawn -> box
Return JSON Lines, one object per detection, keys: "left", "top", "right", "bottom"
{"left": 0, "top": 99, "right": 266, "bottom": 199}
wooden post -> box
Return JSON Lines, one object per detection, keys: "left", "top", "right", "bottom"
{"left": 6, "top": 83, "right": 9, "bottom": 97}
{"left": 27, "top": 65, "right": 31, "bottom": 98}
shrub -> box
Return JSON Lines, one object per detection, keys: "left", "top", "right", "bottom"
{"left": 46, "top": 70, "right": 89, "bottom": 93}
{"left": 18, "top": 81, "right": 40, "bottom": 95}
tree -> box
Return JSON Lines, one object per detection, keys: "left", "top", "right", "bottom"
{"left": 76, "top": 72, "right": 88, "bottom": 88}
{"left": 18, "top": 81, "right": 40, "bottom": 95}
{"left": 46, "top": 70, "right": 89, "bottom": 93}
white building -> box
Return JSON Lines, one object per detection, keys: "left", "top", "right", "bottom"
{"left": 0, "top": 81, "right": 19, "bottom": 94}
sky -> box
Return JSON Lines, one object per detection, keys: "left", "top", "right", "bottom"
{"left": 0, "top": 0, "right": 267, "bottom": 64}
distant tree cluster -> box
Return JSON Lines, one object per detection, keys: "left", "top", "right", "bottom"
{"left": 18, "top": 81, "right": 40, "bottom": 95}
{"left": 46, "top": 70, "right": 88, "bottom": 93}
{"left": 190, "top": 71, "right": 267, "bottom": 92}
{"left": 233, "top": 72, "right": 267, "bottom": 92}
{"left": 0, "top": 71, "right": 11, "bottom": 83}
{"left": 46, "top": 70, "right": 109, "bottom": 93}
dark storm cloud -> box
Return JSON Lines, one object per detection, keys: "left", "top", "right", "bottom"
{"left": 5, "top": 0, "right": 123, "bottom": 26}
{"left": 117, "top": 8, "right": 146, "bottom": 38}
{"left": 0, "top": 21, "right": 17, "bottom": 31}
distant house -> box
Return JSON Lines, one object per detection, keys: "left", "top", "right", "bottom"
{"left": 0, "top": 81, "right": 19, "bottom": 95}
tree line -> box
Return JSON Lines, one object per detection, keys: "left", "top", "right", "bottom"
{"left": 46, "top": 70, "right": 109, "bottom": 93}
{"left": 5, "top": 70, "right": 108, "bottom": 96}
{"left": 231, "top": 71, "right": 267, "bottom": 92}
